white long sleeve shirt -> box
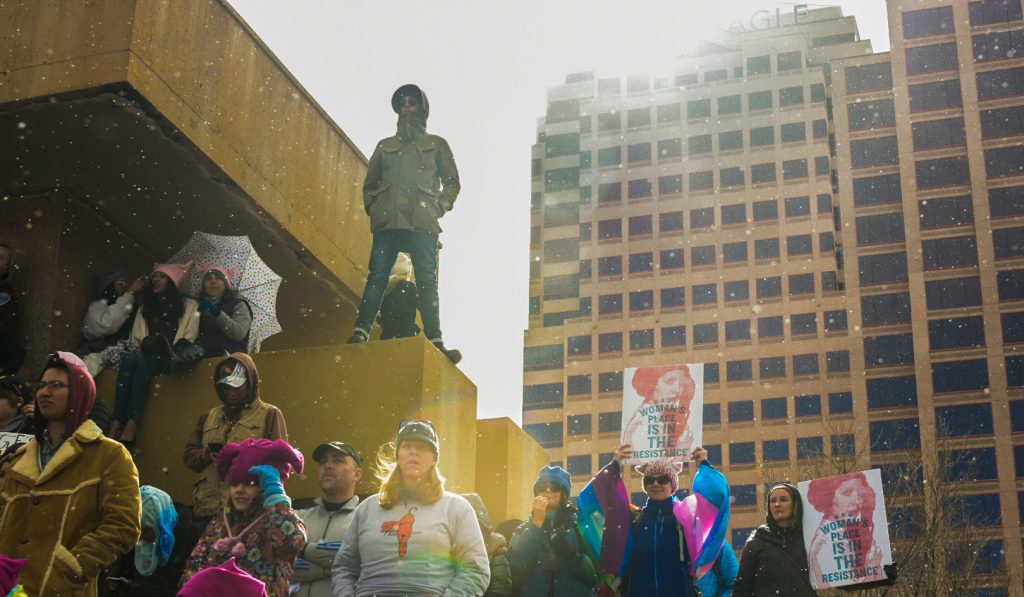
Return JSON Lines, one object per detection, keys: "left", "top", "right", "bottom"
{"left": 81, "top": 293, "right": 136, "bottom": 340}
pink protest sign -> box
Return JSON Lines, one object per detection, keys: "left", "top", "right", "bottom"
{"left": 799, "top": 469, "right": 893, "bottom": 590}
{"left": 620, "top": 363, "right": 703, "bottom": 464}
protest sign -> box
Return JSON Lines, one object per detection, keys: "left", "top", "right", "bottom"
{"left": 0, "top": 432, "right": 31, "bottom": 452}
{"left": 620, "top": 363, "right": 703, "bottom": 464}
{"left": 799, "top": 469, "right": 893, "bottom": 590}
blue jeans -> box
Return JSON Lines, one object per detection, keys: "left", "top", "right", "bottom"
{"left": 354, "top": 229, "right": 442, "bottom": 341}
{"left": 113, "top": 351, "right": 152, "bottom": 423}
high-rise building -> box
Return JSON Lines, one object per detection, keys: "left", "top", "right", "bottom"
{"left": 524, "top": 1, "right": 1023, "bottom": 589}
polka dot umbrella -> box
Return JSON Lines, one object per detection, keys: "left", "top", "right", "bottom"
{"left": 170, "top": 232, "right": 282, "bottom": 353}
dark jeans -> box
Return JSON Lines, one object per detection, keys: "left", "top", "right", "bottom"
{"left": 354, "top": 229, "right": 442, "bottom": 341}
{"left": 113, "top": 351, "right": 152, "bottom": 423}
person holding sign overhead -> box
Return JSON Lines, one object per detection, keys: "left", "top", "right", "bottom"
{"left": 733, "top": 483, "right": 816, "bottom": 596}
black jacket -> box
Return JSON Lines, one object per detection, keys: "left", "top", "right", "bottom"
{"left": 734, "top": 483, "right": 817, "bottom": 597}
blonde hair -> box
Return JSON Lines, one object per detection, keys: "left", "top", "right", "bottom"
{"left": 375, "top": 440, "right": 446, "bottom": 509}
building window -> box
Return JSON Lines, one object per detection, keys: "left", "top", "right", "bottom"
{"left": 523, "top": 383, "right": 564, "bottom": 410}
{"left": 778, "top": 50, "right": 803, "bottom": 71}
{"left": 750, "top": 126, "right": 775, "bottom": 146}
{"left": 660, "top": 249, "right": 684, "bottom": 270}
{"left": 629, "top": 252, "right": 654, "bottom": 274}
{"left": 598, "top": 146, "right": 622, "bottom": 169}
{"left": 757, "top": 277, "right": 783, "bottom": 299}
{"left": 1005, "top": 311, "right": 1024, "bottom": 343}
{"left": 865, "top": 334, "right": 915, "bottom": 367}
{"left": 704, "top": 403, "right": 721, "bottom": 424}
{"left": 730, "top": 442, "right": 756, "bottom": 464}
{"left": 693, "top": 283, "right": 718, "bottom": 305}
{"left": 597, "top": 111, "right": 621, "bottom": 132}
{"left": 598, "top": 256, "right": 622, "bottom": 277}
{"left": 917, "top": 156, "right": 971, "bottom": 189}
{"left": 758, "top": 316, "right": 784, "bottom": 338}
{"left": 693, "top": 244, "right": 717, "bottom": 264}
{"left": 789, "top": 273, "right": 815, "bottom": 295}
{"left": 870, "top": 418, "right": 921, "bottom": 452}
{"left": 923, "top": 235, "right": 978, "bottom": 270}
{"left": 832, "top": 434, "right": 855, "bottom": 457}
{"left": 567, "top": 375, "right": 591, "bottom": 395}
{"left": 785, "top": 196, "right": 811, "bottom": 217}
{"left": 793, "top": 354, "right": 820, "bottom": 376}
{"left": 524, "top": 422, "right": 563, "bottom": 448}
{"left": 630, "top": 329, "right": 655, "bottom": 350}
{"left": 706, "top": 364, "right": 720, "bottom": 383}
{"left": 969, "top": 0, "right": 1023, "bottom": 25}
{"left": 862, "top": 293, "right": 912, "bottom": 325}
{"left": 598, "top": 411, "right": 622, "bottom": 433}
{"left": 791, "top": 313, "right": 817, "bottom": 336}
{"left": 598, "top": 331, "right": 618, "bottom": 354}
{"left": 721, "top": 203, "right": 746, "bottom": 225}
{"left": 659, "top": 211, "right": 684, "bottom": 232}
{"left": 787, "top": 234, "right": 813, "bottom": 256}
{"left": 597, "top": 219, "right": 622, "bottom": 239}
{"left": 763, "top": 439, "right": 789, "bottom": 462}
{"left": 829, "top": 392, "right": 853, "bottom": 414}
{"left": 973, "top": 29, "right": 1024, "bottom": 63}
{"left": 859, "top": 252, "right": 908, "bottom": 285}
{"left": 598, "top": 182, "right": 622, "bottom": 204}
{"left": 985, "top": 146, "right": 1024, "bottom": 178}
{"left": 783, "top": 159, "right": 809, "bottom": 180}
{"left": 981, "top": 106, "right": 1024, "bottom": 139}
{"left": 656, "top": 103, "right": 681, "bottom": 124}
{"left": 661, "top": 287, "right": 686, "bottom": 308}
{"left": 813, "top": 119, "right": 828, "bottom": 139}
{"left": 720, "top": 167, "right": 745, "bottom": 188}
{"left": 627, "top": 143, "right": 652, "bottom": 164}
{"left": 722, "top": 242, "right": 748, "bottom": 263}
{"left": 726, "top": 319, "right": 751, "bottom": 341}
{"left": 687, "top": 99, "right": 711, "bottom": 119}
{"left": 929, "top": 316, "right": 986, "bottom": 350}
{"left": 797, "top": 437, "right": 824, "bottom": 459}
{"left": 995, "top": 227, "right": 1024, "bottom": 259}
{"left": 854, "top": 174, "right": 902, "bottom": 206}
{"left": 779, "top": 86, "right": 805, "bottom": 107}
{"left": 658, "top": 175, "right": 683, "bottom": 196}
{"left": 977, "top": 67, "right": 1024, "bottom": 100}
{"left": 719, "top": 130, "right": 743, "bottom": 151}
{"left": 568, "top": 335, "right": 591, "bottom": 356}
{"left": 846, "top": 63, "right": 893, "bottom": 94}
{"left": 827, "top": 351, "right": 851, "bottom": 372}
{"left": 658, "top": 138, "right": 683, "bottom": 160}
{"left": 760, "top": 357, "right": 786, "bottom": 379}
{"left": 747, "top": 55, "right": 771, "bottom": 75}
{"left": 628, "top": 215, "right": 653, "bottom": 237}
{"left": 725, "top": 280, "right": 750, "bottom": 301}
{"left": 732, "top": 484, "right": 758, "bottom": 507}
{"left": 919, "top": 195, "right": 974, "bottom": 229}
{"left": 751, "top": 163, "right": 777, "bottom": 184}
{"left": 718, "top": 95, "right": 741, "bottom": 114}
{"left": 906, "top": 43, "right": 959, "bottom": 75}
{"left": 547, "top": 99, "right": 580, "bottom": 123}
{"left": 748, "top": 90, "right": 773, "bottom": 111}
{"left": 932, "top": 359, "right": 989, "bottom": 393}
{"left": 856, "top": 213, "right": 906, "bottom": 246}
{"left": 628, "top": 179, "right": 653, "bottom": 200}
{"left": 528, "top": 296, "right": 540, "bottom": 315}
{"left": 566, "top": 454, "right": 592, "bottom": 476}
{"left": 661, "top": 326, "right": 686, "bottom": 348}
{"left": 753, "top": 200, "right": 778, "bottom": 221}
{"left": 689, "top": 170, "right": 713, "bottom": 191}
{"left": 781, "top": 122, "right": 807, "bottom": 143}
{"left": 912, "top": 118, "right": 966, "bottom": 151}
{"left": 825, "top": 310, "right": 848, "bottom": 332}
{"left": 728, "top": 401, "right": 755, "bottom": 422}
{"left": 762, "top": 397, "right": 787, "bottom": 420}
{"left": 941, "top": 448, "right": 998, "bottom": 482}
{"left": 851, "top": 136, "right": 899, "bottom": 168}
{"left": 688, "top": 134, "right": 712, "bottom": 155}
{"left": 909, "top": 79, "right": 962, "bottom": 112}
{"left": 867, "top": 376, "right": 918, "bottom": 409}
{"left": 902, "top": 6, "right": 955, "bottom": 38}
{"left": 627, "top": 108, "right": 651, "bottom": 129}
{"left": 598, "top": 293, "right": 622, "bottom": 314}
{"left": 568, "top": 414, "right": 592, "bottom": 436}
{"left": 524, "top": 343, "right": 564, "bottom": 371}
{"left": 936, "top": 403, "right": 994, "bottom": 437}
{"left": 598, "top": 371, "right": 623, "bottom": 393}
{"left": 629, "top": 290, "right": 654, "bottom": 312}
{"left": 694, "top": 322, "right": 719, "bottom": 344}
{"left": 927, "top": 277, "right": 981, "bottom": 309}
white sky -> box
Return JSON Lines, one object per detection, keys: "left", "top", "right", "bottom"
{"left": 228, "top": 0, "right": 890, "bottom": 423}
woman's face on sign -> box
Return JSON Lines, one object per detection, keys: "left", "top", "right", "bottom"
{"left": 832, "top": 479, "right": 862, "bottom": 516}
{"left": 654, "top": 370, "right": 685, "bottom": 401}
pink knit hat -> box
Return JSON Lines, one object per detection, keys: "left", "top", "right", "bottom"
{"left": 635, "top": 458, "right": 683, "bottom": 493}
{"left": 152, "top": 260, "right": 193, "bottom": 288}
{"left": 178, "top": 558, "right": 267, "bottom": 597}
{"left": 216, "top": 438, "right": 304, "bottom": 486}
{"left": 0, "top": 555, "right": 28, "bottom": 595}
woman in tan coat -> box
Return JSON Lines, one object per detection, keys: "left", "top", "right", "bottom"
{"left": 0, "top": 351, "right": 141, "bottom": 596}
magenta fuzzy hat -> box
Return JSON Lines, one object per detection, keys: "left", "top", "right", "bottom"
{"left": 0, "top": 555, "right": 28, "bottom": 595}
{"left": 178, "top": 558, "right": 267, "bottom": 597}
{"left": 635, "top": 458, "right": 683, "bottom": 493}
{"left": 216, "top": 438, "right": 304, "bottom": 486}
{"left": 152, "top": 260, "right": 192, "bottom": 288}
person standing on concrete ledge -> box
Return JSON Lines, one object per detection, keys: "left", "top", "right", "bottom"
{"left": 347, "top": 83, "right": 462, "bottom": 365}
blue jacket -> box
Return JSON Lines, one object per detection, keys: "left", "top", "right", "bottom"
{"left": 507, "top": 505, "right": 598, "bottom": 596}
{"left": 695, "top": 540, "right": 738, "bottom": 597}
{"left": 625, "top": 497, "right": 696, "bottom": 596}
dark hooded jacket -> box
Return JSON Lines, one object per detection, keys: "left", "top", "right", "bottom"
{"left": 362, "top": 83, "right": 460, "bottom": 234}
{"left": 508, "top": 498, "right": 598, "bottom": 597}
{"left": 733, "top": 483, "right": 817, "bottom": 597}
{"left": 462, "top": 493, "right": 513, "bottom": 597}
{"left": 183, "top": 352, "right": 288, "bottom": 518}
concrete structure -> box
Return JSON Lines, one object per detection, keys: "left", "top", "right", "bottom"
{"left": 0, "top": 0, "right": 546, "bottom": 524}
{"left": 525, "top": 1, "right": 1024, "bottom": 590}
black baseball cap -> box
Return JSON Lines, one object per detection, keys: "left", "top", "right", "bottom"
{"left": 0, "top": 375, "right": 30, "bottom": 405}
{"left": 312, "top": 441, "right": 361, "bottom": 466}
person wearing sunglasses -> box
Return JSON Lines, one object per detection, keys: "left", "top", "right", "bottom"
{"left": 507, "top": 464, "right": 598, "bottom": 596}
{"left": 582, "top": 445, "right": 734, "bottom": 597}
{"left": 332, "top": 419, "right": 490, "bottom": 596}
{"left": 347, "top": 84, "right": 463, "bottom": 365}
{"left": 0, "top": 351, "right": 141, "bottom": 596}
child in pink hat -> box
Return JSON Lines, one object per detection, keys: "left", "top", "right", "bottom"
{"left": 178, "top": 557, "right": 266, "bottom": 597}
{"left": 180, "top": 439, "right": 306, "bottom": 597}
{"left": 0, "top": 555, "right": 28, "bottom": 597}
{"left": 109, "top": 261, "right": 199, "bottom": 448}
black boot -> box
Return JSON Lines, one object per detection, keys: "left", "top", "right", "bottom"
{"left": 166, "top": 339, "right": 207, "bottom": 374}
{"left": 140, "top": 335, "right": 172, "bottom": 375}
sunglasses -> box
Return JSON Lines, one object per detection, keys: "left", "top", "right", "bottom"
{"left": 401, "top": 95, "right": 420, "bottom": 107}
{"left": 535, "top": 483, "right": 563, "bottom": 493}
{"left": 643, "top": 475, "right": 673, "bottom": 486}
